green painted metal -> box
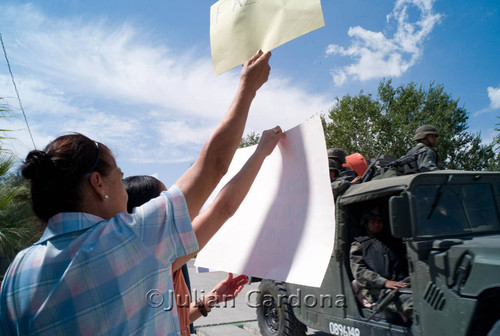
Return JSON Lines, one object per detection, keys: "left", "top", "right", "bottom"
{"left": 258, "top": 171, "right": 500, "bottom": 336}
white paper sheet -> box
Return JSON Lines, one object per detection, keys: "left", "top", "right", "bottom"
{"left": 210, "top": 0, "right": 325, "bottom": 75}
{"left": 194, "top": 116, "right": 335, "bottom": 287}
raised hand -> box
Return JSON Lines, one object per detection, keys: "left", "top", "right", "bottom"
{"left": 240, "top": 50, "right": 272, "bottom": 94}
{"left": 255, "top": 126, "right": 285, "bottom": 157}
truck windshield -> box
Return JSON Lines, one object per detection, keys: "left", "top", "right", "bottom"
{"left": 413, "top": 183, "right": 500, "bottom": 238}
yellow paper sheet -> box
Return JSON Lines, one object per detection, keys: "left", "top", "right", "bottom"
{"left": 210, "top": 0, "right": 325, "bottom": 75}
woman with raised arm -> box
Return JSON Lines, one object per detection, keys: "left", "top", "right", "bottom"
{"left": 0, "top": 51, "right": 273, "bottom": 336}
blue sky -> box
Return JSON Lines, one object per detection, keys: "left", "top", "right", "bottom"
{"left": 1, "top": 0, "right": 499, "bottom": 186}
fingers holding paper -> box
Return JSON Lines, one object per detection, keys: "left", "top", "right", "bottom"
{"left": 240, "top": 50, "right": 271, "bottom": 94}
{"left": 256, "top": 126, "right": 285, "bottom": 157}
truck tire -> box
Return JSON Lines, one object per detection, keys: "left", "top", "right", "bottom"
{"left": 256, "top": 279, "right": 307, "bottom": 336}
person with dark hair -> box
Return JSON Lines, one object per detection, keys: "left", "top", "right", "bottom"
{"left": 124, "top": 175, "right": 248, "bottom": 336}
{"left": 124, "top": 175, "right": 165, "bottom": 213}
{"left": 0, "top": 51, "right": 278, "bottom": 335}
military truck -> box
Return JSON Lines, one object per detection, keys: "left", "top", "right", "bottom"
{"left": 255, "top": 171, "right": 500, "bottom": 336}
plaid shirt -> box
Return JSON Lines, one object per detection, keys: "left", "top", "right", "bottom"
{"left": 0, "top": 185, "right": 198, "bottom": 336}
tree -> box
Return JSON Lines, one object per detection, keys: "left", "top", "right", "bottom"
{"left": 0, "top": 97, "right": 13, "bottom": 141}
{"left": 495, "top": 117, "right": 500, "bottom": 149}
{"left": 323, "top": 91, "right": 383, "bottom": 159}
{"left": 0, "top": 148, "right": 43, "bottom": 280}
{"left": 239, "top": 131, "right": 260, "bottom": 148}
{"left": 0, "top": 98, "right": 42, "bottom": 280}
{"left": 324, "top": 80, "right": 496, "bottom": 171}
{"left": 0, "top": 158, "right": 40, "bottom": 253}
{"left": 490, "top": 117, "right": 500, "bottom": 170}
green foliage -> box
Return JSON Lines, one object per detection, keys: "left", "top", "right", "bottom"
{"left": 324, "top": 80, "right": 496, "bottom": 171}
{"left": 0, "top": 166, "right": 40, "bottom": 257}
{"left": 324, "top": 91, "right": 383, "bottom": 158}
{"left": 0, "top": 98, "right": 13, "bottom": 142}
{"left": 239, "top": 131, "right": 260, "bottom": 148}
{"left": 0, "top": 150, "right": 42, "bottom": 282}
{"left": 493, "top": 116, "right": 500, "bottom": 152}
{"left": 0, "top": 97, "right": 42, "bottom": 279}
{"left": 490, "top": 117, "right": 500, "bottom": 170}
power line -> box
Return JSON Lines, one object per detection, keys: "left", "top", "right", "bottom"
{"left": 0, "top": 33, "right": 36, "bottom": 149}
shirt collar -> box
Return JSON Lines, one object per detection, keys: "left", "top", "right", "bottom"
{"left": 37, "top": 212, "right": 105, "bottom": 244}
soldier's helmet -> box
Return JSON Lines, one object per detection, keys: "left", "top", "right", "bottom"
{"left": 413, "top": 125, "right": 439, "bottom": 141}
{"left": 361, "top": 207, "right": 382, "bottom": 226}
{"left": 329, "top": 159, "right": 340, "bottom": 175}
{"left": 327, "top": 148, "right": 346, "bottom": 164}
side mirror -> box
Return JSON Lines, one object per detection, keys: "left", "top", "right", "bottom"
{"left": 389, "top": 192, "right": 413, "bottom": 238}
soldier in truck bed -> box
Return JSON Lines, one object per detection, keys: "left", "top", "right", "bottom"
{"left": 329, "top": 157, "right": 361, "bottom": 198}
{"left": 327, "top": 148, "right": 357, "bottom": 182}
{"left": 350, "top": 208, "right": 412, "bottom": 322}
{"left": 405, "top": 125, "right": 440, "bottom": 173}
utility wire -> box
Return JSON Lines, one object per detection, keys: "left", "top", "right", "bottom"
{"left": 0, "top": 33, "right": 36, "bottom": 149}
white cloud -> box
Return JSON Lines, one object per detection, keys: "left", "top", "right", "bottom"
{"left": 487, "top": 86, "right": 500, "bottom": 109}
{"left": 325, "top": 0, "right": 441, "bottom": 86}
{"left": 0, "top": 3, "right": 332, "bottom": 168}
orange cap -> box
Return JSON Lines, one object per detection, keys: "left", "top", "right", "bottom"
{"left": 345, "top": 153, "right": 369, "bottom": 176}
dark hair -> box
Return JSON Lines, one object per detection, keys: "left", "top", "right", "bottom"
{"left": 123, "top": 175, "right": 164, "bottom": 213}
{"left": 21, "top": 133, "right": 113, "bottom": 222}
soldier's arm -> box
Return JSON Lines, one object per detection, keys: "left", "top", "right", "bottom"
{"left": 350, "top": 242, "right": 387, "bottom": 289}
{"left": 417, "top": 148, "right": 438, "bottom": 172}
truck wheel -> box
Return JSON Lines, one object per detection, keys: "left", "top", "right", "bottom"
{"left": 256, "top": 279, "right": 307, "bottom": 336}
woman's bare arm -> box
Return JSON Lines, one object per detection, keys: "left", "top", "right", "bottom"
{"left": 175, "top": 51, "right": 272, "bottom": 220}
{"left": 173, "top": 127, "right": 284, "bottom": 271}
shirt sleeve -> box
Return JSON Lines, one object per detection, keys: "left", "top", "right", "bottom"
{"left": 0, "top": 280, "right": 16, "bottom": 335}
{"left": 417, "top": 148, "right": 438, "bottom": 172}
{"left": 124, "top": 184, "right": 199, "bottom": 262}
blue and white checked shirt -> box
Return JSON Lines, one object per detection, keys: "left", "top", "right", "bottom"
{"left": 0, "top": 185, "right": 198, "bottom": 336}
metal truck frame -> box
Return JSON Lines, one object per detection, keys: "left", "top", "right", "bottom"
{"left": 256, "top": 171, "right": 500, "bottom": 336}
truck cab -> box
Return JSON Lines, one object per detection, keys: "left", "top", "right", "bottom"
{"left": 256, "top": 171, "right": 500, "bottom": 336}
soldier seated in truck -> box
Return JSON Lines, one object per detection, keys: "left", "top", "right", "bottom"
{"left": 350, "top": 207, "right": 413, "bottom": 323}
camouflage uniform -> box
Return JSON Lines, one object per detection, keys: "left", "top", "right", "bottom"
{"left": 338, "top": 167, "right": 357, "bottom": 181}
{"left": 405, "top": 125, "right": 439, "bottom": 173}
{"left": 327, "top": 148, "right": 357, "bottom": 182}
{"left": 350, "top": 236, "right": 412, "bottom": 316}
{"left": 405, "top": 142, "right": 438, "bottom": 172}
{"left": 331, "top": 180, "right": 350, "bottom": 199}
